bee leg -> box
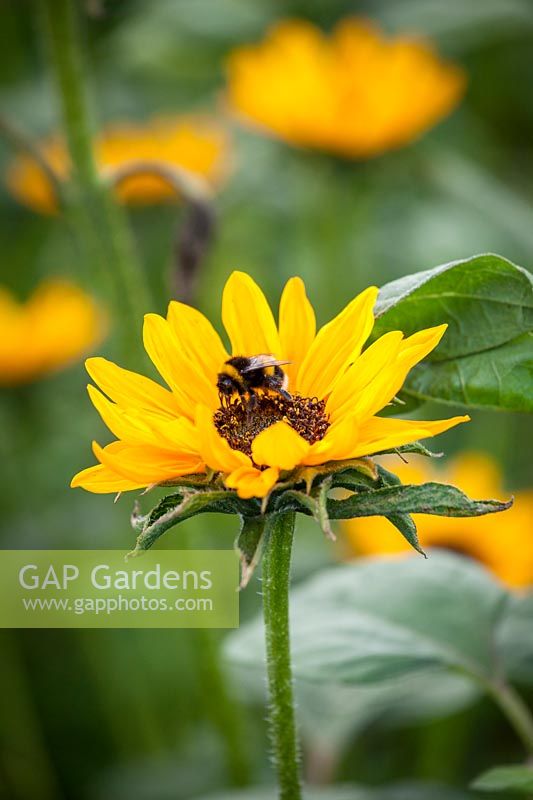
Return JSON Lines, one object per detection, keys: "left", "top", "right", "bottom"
{"left": 279, "top": 388, "right": 292, "bottom": 401}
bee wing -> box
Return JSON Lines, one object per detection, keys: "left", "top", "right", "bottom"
{"left": 241, "top": 355, "right": 291, "bottom": 373}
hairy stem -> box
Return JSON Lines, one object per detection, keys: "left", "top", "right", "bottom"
{"left": 262, "top": 512, "right": 302, "bottom": 800}
{"left": 40, "top": 0, "right": 151, "bottom": 359}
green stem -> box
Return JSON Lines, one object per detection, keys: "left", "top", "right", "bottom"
{"left": 487, "top": 679, "right": 533, "bottom": 757}
{"left": 40, "top": 0, "right": 151, "bottom": 360}
{"left": 40, "top": 0, "right": 98, "bottom": 189}
{"left": 262, "top": 512, "right": 302, "bottom": 800}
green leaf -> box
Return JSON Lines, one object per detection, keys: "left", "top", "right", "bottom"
{"left": 272, "top": 488, "right": 318, "bottom": 516}
{"left": 329, "top": 468, "right": 377, "bottom": 492}
{"left": 471, "top": 764, "right": 533, "bottom": 793}
{"left": 383, "top": 510, "right": 421, "bottom": 555}
{"left": 497, "top": 593, "right": 533, "bottom": 686}
{"left": 376, "top": 465, "right": 424, "bottom": 557}
{"left": 225, "top": 552, "right": 508, "bottom": 686}
{"left": 230, "top": 656, "right": 480, "bottom": 751}
{"left": 374, "top": 254, "right": 533, "bottom": 357}
{"left": 314, "top": 672, "right": 479, "bottom": 742}
{"left": 271, "top": 481, "right": 511, "bottom": 522}
{"left": 294, "top": 671, "right": 479, "bottom": 752}
{"left": 403, "top": 332, "right": 533, "bottom": 412}
{"left": 128, "top": 472, "right": 510, "bottom": 559}
{"left": 227, "top": 553, "right": 510, "bottom": 751}
{"left": 327, "top": 482, "right": 511, "bottom": 521}
{"left": 235, "top": 516, "right": 266, "bottom": 589}
{"left": 373, "top": 254, "right": 533, "bottom": 412}
{"left": 128, "top": 489, "right": 258, "bottom": 556}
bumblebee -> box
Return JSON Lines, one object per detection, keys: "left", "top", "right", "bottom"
{"left": 217, "top": 355, "right": 291, "bottom": 401}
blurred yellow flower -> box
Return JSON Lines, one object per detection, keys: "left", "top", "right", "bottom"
{"left": 6, "top": 116, "right": 230, "bottom": 214}
{"left": 226, "top": 18, "right": 466, "bottom": 158}
{"left": 344, "top": 452, "right": 533, "bottom": 589}
{"left": 71, "top": 271, "right": 467, "bottom": 499}
{"left": 0, "top": 280, "right": 106, "bottom": 386}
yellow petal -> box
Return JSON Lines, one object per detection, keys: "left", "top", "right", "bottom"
{"left": 87, "top": 384, "right": 159, "bottom": 445}
{"left": 167, "top": 300, "right": 228, "bottom": 383}
{"left": 143, "top": 313, "right": 218, "bottom": 417}
{"left": 148, "top": 415, "right": 201, "bottom": 455}
{"left": 350, "top": 324, "right": 448, "bottom": 421}
{"left": 349, "top": 415, "right": 470, "bottom": 458}
{"left": 7, "top": 117, "right": 230, "bottom": 213}
{"left": 278, "top": 276, "right": 316, "bottom": 389}
{"left": 326, "top": 331, "right": 404, "bottom": 422}
{"left": 86, "top": 356, "right": 180, "bottom": 417}
{"left": 297, "top": 286, "right": 378, "bottom": 399}
{"left": 225, "top": 465, "right": 279, "bottom": 499}
{"left": 70, "top": 463, "right": 145, "bottom": 493}
{"left": 0, "top": 280, "right": 106, "bottom": 386}
{"left": 92, "top": 440, "right": 204, "bottom": 484}
{"left": 222, "top": 271, "right": 280, "bottom": 356}
{"left": 301, "top": 415, "right": 360, "bottom": 466}
{"left": 195, "top": 405, "right": 250, "bottom": 473}
{"left": 252, "top": 421, "right": 310, "bottom": 470}
{"left": 398, "top": 324, "right": 448, "bottom": 365}
{"left": 89, "top": 385, "right": 201, "bottom": 454}
{"left": 226, "top": 19, "right": 465, "bottom": 159}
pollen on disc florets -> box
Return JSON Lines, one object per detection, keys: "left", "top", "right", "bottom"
{"left": 214, "top": 392, "right": 330, "bottom": 458}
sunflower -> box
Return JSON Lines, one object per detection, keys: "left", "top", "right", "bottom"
{"left": 344, "top": 452, "right": 533, "bottom": 589}
{"left": 226, "top": 18, "right": 466, "bottom": 158}
{"left": 0, "top": 279, "right": 106, "bottom": 386}
{"left": 6, "top": 115, "right": 229, "bottom": 215}
{"left": 71, "top": 271, "right": 468, "bottom": 500}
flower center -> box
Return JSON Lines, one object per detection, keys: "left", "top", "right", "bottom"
{"left": 214, "top": 393, "right": 330, "bottom": 457}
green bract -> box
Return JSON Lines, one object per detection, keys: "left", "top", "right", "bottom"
{"left": 129, "top": 450, "right": 511, "bottom": 588}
